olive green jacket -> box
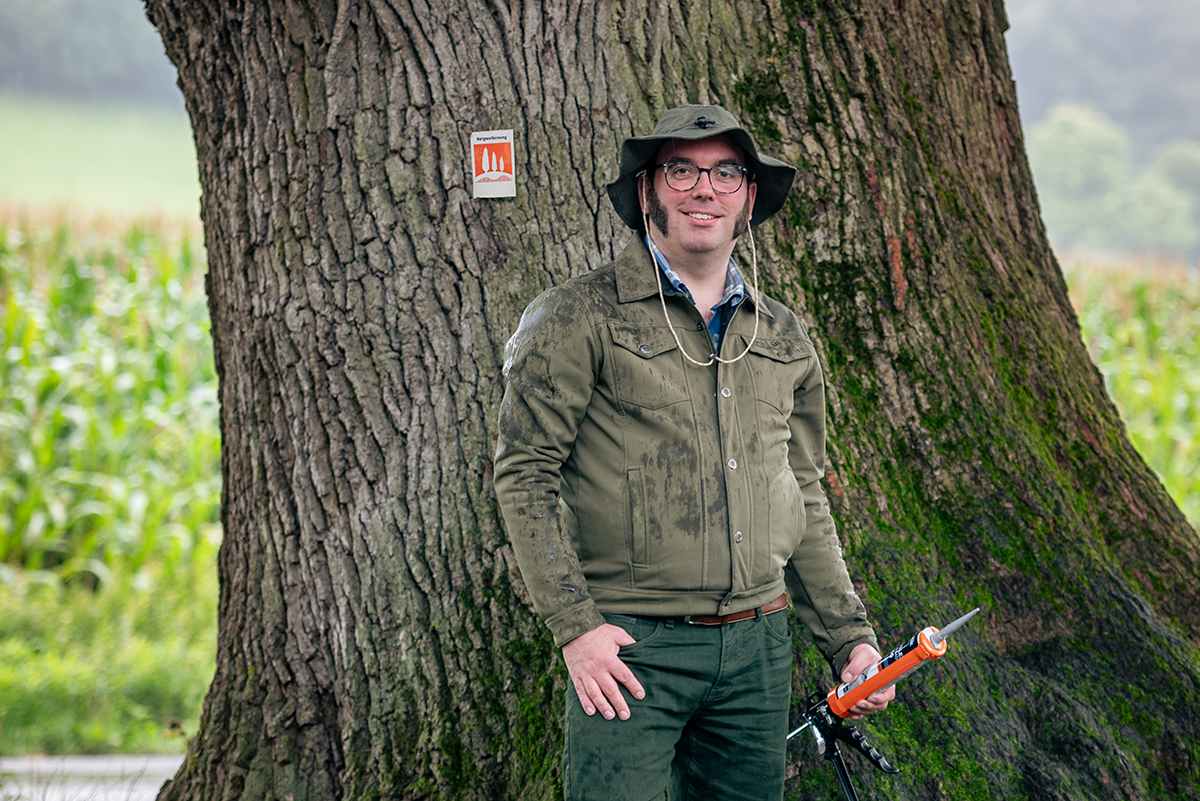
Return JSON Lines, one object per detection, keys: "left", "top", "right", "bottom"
{"left": 494, "top": 239, "right": 877, "bottom": 672}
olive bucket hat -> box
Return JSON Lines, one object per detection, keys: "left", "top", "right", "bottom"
{"left": 606, "top": 104, "right": 797, "bottom": 231}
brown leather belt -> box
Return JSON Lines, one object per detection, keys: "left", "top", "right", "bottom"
{"left": 685, "top": 593, "right": 789, "bottom": 626}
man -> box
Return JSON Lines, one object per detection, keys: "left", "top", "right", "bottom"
{"left": 494, "top": 104, "right": 893, "bottom": 800}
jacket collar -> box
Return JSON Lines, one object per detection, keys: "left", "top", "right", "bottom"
{"left": 613, "top": 237, "right": 775, "bottom": 319}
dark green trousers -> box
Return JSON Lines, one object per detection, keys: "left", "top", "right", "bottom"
{"left": 563, "top": 610, "right": 793, "bottom": 801}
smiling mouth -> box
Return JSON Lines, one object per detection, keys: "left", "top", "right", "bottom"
{"left": 685, "top": 212, "right": 719, "bottom": 220}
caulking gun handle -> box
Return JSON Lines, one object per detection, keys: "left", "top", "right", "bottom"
{"left": 837, "top": 724, "right": 900, "bottom": 775}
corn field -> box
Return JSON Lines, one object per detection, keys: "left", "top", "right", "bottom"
{"left": 0, "top": 212, "right": 219, "bottom": 583}
{"left": 1065, "top": 256, "right": 1200, "bottom": 528}
{"left": 0, "top": 212, "right": 1195, "bottom": 755}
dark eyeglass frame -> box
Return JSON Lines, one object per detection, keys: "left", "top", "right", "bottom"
{"left": 655, "top": 161, "right": 750, "bottom": 194}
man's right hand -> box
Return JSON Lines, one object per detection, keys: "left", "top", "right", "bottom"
{"left": 562, "top": 623, "right": 646, "bottom": 720}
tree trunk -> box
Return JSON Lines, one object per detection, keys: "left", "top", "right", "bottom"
{"left": 144, "top": 0, "right": 1200, "bottom": 798}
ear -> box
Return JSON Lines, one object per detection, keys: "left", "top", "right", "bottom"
{"left": 746, "top": 180, "right": 757, "bottom": 218}
{"left": 637, "top": 173, "right": 648, "bottom": 213}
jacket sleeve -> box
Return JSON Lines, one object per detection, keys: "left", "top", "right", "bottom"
{"left": 783, "top": 333, "right": 879, "bottom": 675}
{"left": 493, "top": 285, "right": 606, "bottom": 647}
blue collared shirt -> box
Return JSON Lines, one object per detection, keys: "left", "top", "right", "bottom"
{"left": 644, "top": 235, "right": 746, "bottom": 355}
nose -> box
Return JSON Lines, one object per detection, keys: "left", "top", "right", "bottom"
{"left": 692, "top": 169, "right": 717, "bottom": 196}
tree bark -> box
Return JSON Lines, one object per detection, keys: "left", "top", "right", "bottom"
{"left": 143, "top": 0, "right": 1200, "bottom": 798}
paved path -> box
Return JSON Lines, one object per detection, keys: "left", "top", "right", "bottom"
{"left": 0, "top": 755, "right": 183, "bottom": 801}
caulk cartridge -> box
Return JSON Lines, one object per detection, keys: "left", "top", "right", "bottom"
{"left": 827, "top": 607, "right": 980, "bottom": 718}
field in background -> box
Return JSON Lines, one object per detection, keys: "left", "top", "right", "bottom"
{"left": 0, "top": 212, "right": 216, "bottom": 578}
{"left": 1063, "top": 256, "right": 1200, "bottom": 527}
{"left": 1, "top": 211, "right": 216, "bottom": 754}
{"left": 0, "top": 554, "right": 216, "bottom": 755}
{"left": 0, "top": 209, "right": 1196, "bottom": 756}
{"left": 0, "top": 94, "right": 200, "bottom": 222}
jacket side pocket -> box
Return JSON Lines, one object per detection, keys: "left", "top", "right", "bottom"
{"left": 627, "top": 467, "right": 649, "bottom": 570}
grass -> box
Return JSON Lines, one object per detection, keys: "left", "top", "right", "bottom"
{"left": 0, "top": 93, "right": 200, "bottom": 221}
{"left": 0, "top": 553, "right": 217, "bottom": 756}
{"left": 1064, "top": 255, "right": 1200, "bottom": 529}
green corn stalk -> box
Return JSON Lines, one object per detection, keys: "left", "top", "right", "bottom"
{"left": 0, "top": 213, "right": 221, "bottom": 580}
{"left": 1065, "top": 257, "right": 1200, "bottom": 530}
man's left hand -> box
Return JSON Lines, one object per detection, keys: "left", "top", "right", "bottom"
{"left": 840, "top": 643, "right": 895, "bottom": 719}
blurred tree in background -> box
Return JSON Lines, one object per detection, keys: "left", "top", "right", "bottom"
{"left": 1005, "top": 0, "right": 1200, "bottom": 156}
{"left": 1154, "top": 140, "right": 1200, "bottom": 245}
{"left": 1028, "top": 103, "right": 1200, "bottom": 255}
{"left": 1156, "top": 141, "right": 1200, "bottom": 198}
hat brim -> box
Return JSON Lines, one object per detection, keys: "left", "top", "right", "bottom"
{"left": 606, "top": 122, "right": 796, "bottom": 231}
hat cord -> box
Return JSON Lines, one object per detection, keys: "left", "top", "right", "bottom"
{"left": 639, "top": 172, "right": 761, "bottom": 367}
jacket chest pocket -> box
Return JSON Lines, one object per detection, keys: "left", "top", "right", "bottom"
{"left": 608, "top": 324, "right": 691, "bottom": 409}
{"left": 745, "top": 335, "right": 813, "bottom": 414}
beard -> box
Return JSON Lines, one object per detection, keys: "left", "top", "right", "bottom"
{"left": 645, "top": 180, "right": 671, "bottom": 236}
{"left": 732, "top": 193, "right": 751, "bottom": 239}
{"left": 645, "top": 183, "right": 752, "bottom": 239}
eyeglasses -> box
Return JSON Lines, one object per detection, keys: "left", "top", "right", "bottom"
{"left": 656, "top": 162, "right": 749, "bottom": 194}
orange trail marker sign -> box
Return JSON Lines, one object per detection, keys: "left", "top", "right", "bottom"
{"left": 472, "top": 130, "right": 516, "bottom": 198}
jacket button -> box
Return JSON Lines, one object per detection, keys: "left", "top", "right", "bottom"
{"left": 721, "top": 387, "right": 732, "bottom": 398}
{"left": 727, "top": 458, "right": 737, "bottom": 470}
{"left": 639, "top": 344, "right": 651, "bottom": 354}
{"left": 734, "top": 531, "right": 743, "bottom": 543}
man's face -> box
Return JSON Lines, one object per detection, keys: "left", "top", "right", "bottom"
{"left": 640, "top": 135, "right": 757, "bottom": 262}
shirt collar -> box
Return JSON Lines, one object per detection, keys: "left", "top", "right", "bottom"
{"left": 643, "top": 234, "right": 746, "bottom": 308}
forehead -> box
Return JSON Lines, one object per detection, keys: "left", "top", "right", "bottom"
{"left": 653, "top": 134, "right": 745, "bottom": 165}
